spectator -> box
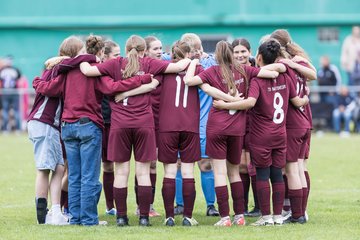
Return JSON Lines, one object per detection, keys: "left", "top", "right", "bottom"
{"left": 340, "top": 26, "right": 360, "bottom": 86}
{"left": 350, "top": 50, "right": 360, "bottom": 86}
{"left": 317, "top": 55, "right": 342, "bottom": 107}
{"left": 332, "top": 86, "right": 353, "bottom": 137}
{"left": 0, "top": 56, "right": 21, "bottom": 132}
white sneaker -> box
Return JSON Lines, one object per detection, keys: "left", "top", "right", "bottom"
{"left": 232, "top": 214, "right": 246, "bottom": 226}
{"left": 281, "top": 209, "right": 292, "bottom": 221}
{"left": 304, "top": 211, "right": 309, "bottom": 221}
{"left": 214, "top": 216, "right": 232, "bottom": 227}
{"left": 273, "top": 215, "right": 283, "bottom": 226}
{"left": 98, "top": 220, "right": 108, "bottom": 226}
{"left": 251, "top": 215, "right": 274, "bottom": 226}
{"left": 182, "top": 217, "right": 199, "bottom": 226}
{"left": 51, "top": 212, "right": 69, "bottom": 225}
{"left": 340, "top": 131, "right": 350, "bottom": 138}
{"left": 105, "top": 208, "right": 117, "bottom": 216}
{"left": 45, "top": 211, "right": 52, "bottom": 225}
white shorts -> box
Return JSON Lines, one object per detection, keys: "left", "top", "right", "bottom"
{"left": 28, "top": 120, "right": 64, "bottom": 171}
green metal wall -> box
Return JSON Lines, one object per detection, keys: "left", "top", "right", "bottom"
{"left": 1, "top": 0, "right": 360, "bottom": 82}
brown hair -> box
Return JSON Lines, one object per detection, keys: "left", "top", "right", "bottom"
{"left": 270, "top": 29, "right": 310, "bottom": 61}
{"left": 171, "top": 41, "right": 191, "bottom": 62}
{"left": 215, "top": 41, "right": 247, "bottom": 97}
{"left": 232, "top": 38, "right": 251, "bottom": 51}
{"left": 59, "top": 36, "right": 84, "bottom": 58}
{"left": 123, "top": 35, "right": 146, "bottom": 78}
{"left": 86, "top": 35, "right": 105, "bottom": 55}
{"left": 145, "top": 36, "right": 159, "bottom": 50}
{"left": 104, "top": 40, "right": 119, "bottom": 57}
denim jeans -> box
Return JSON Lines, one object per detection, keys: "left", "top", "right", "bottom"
{"left": 61, "top": 120, "right": 102, "bottom": 226}
{"left": 332, "top": 108, "right": 352, "bottom": 133}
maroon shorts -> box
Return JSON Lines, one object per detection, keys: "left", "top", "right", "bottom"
{"left": 206, "top": 133, "right": 243, "bottom": 165}
{"left": 158, "top": 131, "right": 200, "bottom": 164}
{"left": 286, "top": 128, "right": 310, "bottom": 162}
{"left": 155, "top": 129, "right": 159, "bottom": 148}
{"left": 102, "top": 123, "right": 111, "bottom": 163}
{"left": 304, "top": 129, "right": 312, "bottom": 160}
{"left": 243, "top": 131, "right": 250, "bottom": 151}
{"left": 107, "top": 127, "right": 156, "bottom": 163}
{"left": 250, "top": 144, "right": 286, "bottom": 169}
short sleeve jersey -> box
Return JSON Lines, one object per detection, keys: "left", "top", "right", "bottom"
{"left": 197, "top": 65, "right": 260, "bottom": 136}
{"left": 159, "top": 65, "right": 203, "bottom": 133}
{"left": 248, "top": 72, "right": 297, "bottom": 147}
{"left": 285, "top": 63, "right": 311, "bottom": 129}
{"left": 97, "top": 56, "right": 169, "bottom": 129}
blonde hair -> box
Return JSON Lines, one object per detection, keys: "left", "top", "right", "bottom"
{"left": 180, "top": 33, "right": 202, "bottom": 49}
{"left": 270, "top": 29, "right": 310, "bottom": 61}
{"left": 59, "top": 36, "right": 84, "bottom": 58}
{"left": 215, "top": 41, "right": 247, "bottom": 97}
{"left": 145, "top": 36, "right": 159, "bottom": 50}
{"left": 123, "top": 35, "right": 146, "bottom": 78}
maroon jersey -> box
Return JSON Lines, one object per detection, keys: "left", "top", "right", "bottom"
{"left": 97, "top": 57, "right": 170, "bottom": 129}
{"left": 248, "top": 73, "right": 297, "bottom": 148}
{"left": 28, "top": 54, "right": 97, "bottom": 130}
{"left": 159, "top": 65, "right": 203, "bottom": 133}
{"left": 197, "top": 65, "right": 260, "bottom": 136}
{"left": 151, "top": 74, "right": 163, "bottom": 131}
{"left": 285, "top": 63, "right": 311, "bottom": 129}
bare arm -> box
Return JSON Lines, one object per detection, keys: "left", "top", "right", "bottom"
{"left": 257, "top": 68, "right": 279, "bottom": 79}
{"left": 280, "top": 58, "right": 317, "bottom": 80}
{"left": 261, "top": 63, "right": 287, "bottom": 73}
{"left": 199, "top": 83, "right": 241, "bottom": 102}
{"left": 114, "top": 78, "right": 160, "bottom": 102}
{"left": 164, "top": 58, "right": 191, "bottom": 73}
{"left": 213, "top": 97, "right": 257, "bottom": 111}
{"left": 80, "top": 62, "right": 102, "bottom": 77}
{"left": 183, "top": 59, "right": 203, "bottom": 86}
{"left": 290, "top": 95, "right": 309, "bottom": 108}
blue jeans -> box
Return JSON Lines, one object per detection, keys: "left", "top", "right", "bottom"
{"left": 1, "top": 94, "right": 20, "bottom": 131}
{"left": 332, "top": 108, "right": 352, "bottom": 133}
{"left": 61, "top": 120, "right": 102, "bottom": 226}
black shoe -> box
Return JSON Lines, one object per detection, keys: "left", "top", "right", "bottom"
{"left": 284, "top": 216, "right": 306, "bottom": 224}
{"left": 35, "top": 198, "right": 47, "bottom": 224}
{"left": 247, "top": 208, "right": 261, "bottom": 217}
{"left": 174, "top": 205, "right": 184, "bottom": 215}
{"left": 164, "top": 217, "right": 175, "bottom": 226}
{"left": 116, "top": 216, "right": 129, "bottom": 226}
{"left": 206, "top": 205, "right": 219, "bottom": 216}
{"left": 139, "top": 216, "right": 151, "bottom": 226}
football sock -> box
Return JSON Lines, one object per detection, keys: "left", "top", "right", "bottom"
{"left": 200, "top": 170, "right": 215, "bottom": 206}
{"left": 103, "top": 171, "right": 114, "bottom": 210}
{"left": 183, "top": 178, "right": 196, "bottom": 218}
{"left": 162, "top": 178, "right": 175, "bottom": 218}
{"left": 272, "top": 182, "right": 285, "bottom": 216}
{"left": 283, "top": 175, "right": 291, "bottom": 211}
{"left": 113, "top": 187, "right": 127, "bottom": 217}
{"left": 215, "top": 185, "right": 230, "bottom": 217}
{"left": 150, "top": 173, "right": 157, "bottom": 205}
{"left": 302, "top": 187, "right": 309, "bottom": 215}
{"left": 288, "top": 189, "right": 303, "bottom": 218}
{"left": 175, "top": 169, "right": 183, "bottom": 206}
{"left": 256, "top": 180, "right": 271, "bottom": 216}
{"left": 138, "top": 186, "right": 152, "bottom": 217}
{"left": 240, "top": 173, "right": 250, "bottom": 212}
{"left": 230, "top": 181, "right": 245, "bottom": 215}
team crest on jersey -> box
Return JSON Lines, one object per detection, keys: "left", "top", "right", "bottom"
{"left": 136, "top": 71, "right": 145, "bottom": 75}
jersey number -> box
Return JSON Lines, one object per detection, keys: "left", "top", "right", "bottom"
{"left": 273, "top": 92, "right": 284, "bottom": 124}
{"left": 175, "top": 76, "right": 189, "bottom": 108}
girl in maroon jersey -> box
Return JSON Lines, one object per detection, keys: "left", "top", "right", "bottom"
{"left": 232, "top": 38, "right": 260, "bottom": 217}
{"left": 79, "top": 35, "right": 193, "bottom": 226}
{"left": 271, "top": 29, "right": 316, "bottom": 222}
{"left": 212, "top": 39, "right": 309, "bottom": 226}
{"left": 184, "top": 40, "right": 285, "bottom": 227}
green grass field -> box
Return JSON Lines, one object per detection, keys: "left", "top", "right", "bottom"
{"left": 0, "top": 133, "right": 360, "bottom": 240}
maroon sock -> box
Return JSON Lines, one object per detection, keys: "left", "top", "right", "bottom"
{"left": 215, "top": 185, "right": 230, "bottom": 217}
{"left": 256, "top": 180, "right": 271, "bottom": 215}
{"left": 272, "top": 182, "right": 285, "bottom": 215}
{"left": 182, "top": 178, "right": 196, "bottom": 218}
{"left": 251, "top": 176, "right": 259, "bottom": 209}
{"left": 162, "top": 178, "right": 175, "bottom": 218}
{"left": 302, "top": 187, "right": 308, "bottom": 215}
{"left": 134, "top": 177, "right": 139, "bottom": 206}
{"left": 113, "top": 187, "right": 127, "bottom": 217}
{"left": 240, "top": 173, "right": 250, "bottom": 212}
{"left": 230, "top": 181, "right": 245, "bottom": 215}
{"left": 138, "top": 185, "right": 152, "bottom": 217}
{"left": 304, "top": 171, "right": 310, "bottom": 196}
{"left": 103, "top": 171, "right": 114, "bottom": 210}
{"left": 150, "top": 173, "right": 157, "bottom": 205}
{"left": 283, "top": 175, "right": 290, "bottom": 211}
{"left": 288, "top": 189, "right": 303, "bottom": 219}
{"left": 60, "top": 190, "right": 68, "bottom": 209}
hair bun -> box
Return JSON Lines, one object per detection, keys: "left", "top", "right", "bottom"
{"left": 266, "top": 40, "right": 280, "bottom": 53}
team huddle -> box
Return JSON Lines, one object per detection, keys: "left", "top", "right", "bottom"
{"left": 28, "top": 30, "right": 316, "bottom": 227}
